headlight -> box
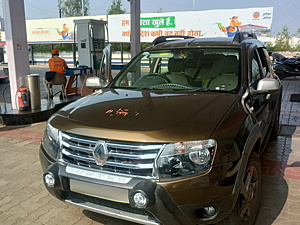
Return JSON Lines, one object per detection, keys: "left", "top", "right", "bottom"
{"left": 42, "top": 122, "right": 60, "bottom": 160}
{"left": 156, "top": 139, "right": 216, "bottom": 181}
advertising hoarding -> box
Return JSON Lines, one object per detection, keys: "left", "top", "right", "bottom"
{"left": 108, "top": 7, "right": 273, "bottom": 43}
{"left": 26, "top": 15, "right": 106, "bottom": 44}
{"left": 2, "top": 7, "right": 273, "bottom": 44}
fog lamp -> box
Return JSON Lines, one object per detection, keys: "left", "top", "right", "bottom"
{"left": 133, "top": 192, "right": 148, "bottom": 209}
{"left": 203, "top": 206, "right": 216, "bottom": 217}
{"left": 129, "top": 180, "right": 156, "bottom": 209}
{"left": 44, "top": 173, "right": 55, "bottom": 187}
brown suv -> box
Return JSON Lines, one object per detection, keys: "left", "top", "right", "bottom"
{"left": 40, "top": 32, "right": 282, "bottom": 225}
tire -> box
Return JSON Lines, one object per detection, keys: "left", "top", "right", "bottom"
{"left": 219, "top": 153, "right": 262, "bottom": 225}
{"left": 269, "top": 108, "right": 280, "bottom": 141}
{"left": 269, "top": 94, "right": 281, "bottom": 141}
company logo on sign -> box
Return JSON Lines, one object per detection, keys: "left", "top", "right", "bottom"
{"left": 253, "top": 12, "right": 260, "bottom": 19}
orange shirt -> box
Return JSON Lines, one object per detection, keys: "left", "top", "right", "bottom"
{"left": 48, "top": 56, "right": 68, "bottom": 74}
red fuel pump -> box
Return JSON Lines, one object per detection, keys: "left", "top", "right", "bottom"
{"left": 17, "top": 88, "right": 29, "bottom": 111}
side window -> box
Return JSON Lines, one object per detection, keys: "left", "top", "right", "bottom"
{"left": 262, "top": 48, "right": 273, "bottom": 75}
{"left": 160, "top": 58, "right": 169, "bottom": 74}
{"left": 250, "top": 50, "right": 262, "bottom": 89}
{"left": 257, "top": 48, "right": 270, "bottom": 77}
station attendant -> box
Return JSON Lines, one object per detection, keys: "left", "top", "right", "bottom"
{"left": 43, "top": 48, "right": 68, "bottom": 99}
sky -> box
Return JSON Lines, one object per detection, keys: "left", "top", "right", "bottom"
{"left": 1, "top": 0, "right": 300, "bottom": 36}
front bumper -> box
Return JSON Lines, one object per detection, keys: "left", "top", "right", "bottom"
{"left": 40, "top": 145, "right": 238, "bottom": 225}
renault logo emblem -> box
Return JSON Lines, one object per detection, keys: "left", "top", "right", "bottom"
{"left": 93, "top": 141, "right": 109, "bottom": 166}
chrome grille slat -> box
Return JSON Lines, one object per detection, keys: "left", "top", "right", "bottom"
{"left": 109, "top": 152, "right": 157, "bottom": 160}
{"left": 107, "top": 143, "right": 163, "bottom": 151}
{"left": 62, "top": 149, "right": 96, "bottom": 163}
{"left": 60, "top": 132, "right": 163, "bottom": 177}
{"left": 62, "top": 140, "right": 94, "bottom": 153}
{"left": 62, "top": 133, "right": 98, "bottom": 146}
{"left": 104, "top": 162, "right": 154, "bottom": 169}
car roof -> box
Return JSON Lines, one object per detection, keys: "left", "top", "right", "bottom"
{"left": 148, "top": 33, "right": 265, "bottom": 50}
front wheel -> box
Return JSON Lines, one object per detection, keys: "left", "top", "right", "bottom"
{"left": 219, "top": 153, "right": 262, "bottom": 225}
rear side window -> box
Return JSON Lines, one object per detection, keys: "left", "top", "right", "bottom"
{"left": 257, "top": 48, "right": 271, "bottom": 77}
{"left": 252, "top": 58, "right": 260, "bottom": 83}
{"left": 250, "top": 50, "right": 263, "bottom": 89}
{"left": 262, "top": 48, "right": 273, "bottom": 75}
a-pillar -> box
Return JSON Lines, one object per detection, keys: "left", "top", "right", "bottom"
{"left": 2, "top": 0, "right": 30, "bottom": 109}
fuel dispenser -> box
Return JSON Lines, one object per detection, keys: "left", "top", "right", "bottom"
{"left": 74, "top": 19, "right": 107, "bottom": 72}
{"left": 64, "top": 19, "right": 111, "bottom": 96}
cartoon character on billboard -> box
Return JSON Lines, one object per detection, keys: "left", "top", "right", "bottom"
{"left": 56, "top": 24, "right": 69, "bottom": 40}
{"left": 217, "top": 16, "right": 242, "bottom": 37}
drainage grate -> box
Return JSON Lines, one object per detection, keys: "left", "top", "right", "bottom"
{"left": 279, "top": 124, "right": 297, "bottom": 136}
{"left": 290, "top": 94, "right": 300, "bottom": 102}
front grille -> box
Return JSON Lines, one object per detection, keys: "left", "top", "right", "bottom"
{"left": 60, "top": 132, "right": 164, "bottom": 177}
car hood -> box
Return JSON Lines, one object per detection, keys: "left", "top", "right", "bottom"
{"left": 53, "top": 89, "right": 238, "bottom": 142}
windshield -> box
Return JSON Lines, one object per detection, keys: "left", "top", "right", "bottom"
{"left": 113, "top": 48, "right": 240, "bottom": 92}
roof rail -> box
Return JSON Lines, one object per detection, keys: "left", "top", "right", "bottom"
{"left": 233, "top": 32, "right": 257, "bottom": 43}
{"left": 150, "top": 35, "right": 195, "bottom": 46}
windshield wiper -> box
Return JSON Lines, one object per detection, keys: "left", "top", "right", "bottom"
{"left": 192, "top": 88, "right": 236, "bottom": 93}
{"left": 188, "top": 88, "right": 209, "bottom": 92}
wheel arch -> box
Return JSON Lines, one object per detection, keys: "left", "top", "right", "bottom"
{"left": 229, "top": 123, "right": 262, "bottom": 210}
{"left": 222, "top": 124, "right": 262, "bottom": 222}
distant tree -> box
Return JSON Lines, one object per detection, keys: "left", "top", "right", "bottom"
{"left": 58, "top": 0, "right": 90, "bottom": 17}
{"left": 294, "top": 43, "right": 300, "bottom": 52}
{"left": 107, "top": 0, "right": 126, "bottom": 15}
{"left": 274, "top": 26, "right": 292, "bottom": 51}
{"left": 107, "top": 0, "right": 148, "bottom": 52}
{"left": 265, "top": 42, "right": 275, "bottom": 52}
{"left": 107, "top": 0, "right": 127, "bottom": 51}
{"left": 295, "top": 25, "right": 300, "bottom": 41}
{"left": 33, "top": 43, "right": 74, "bottom": 53}
{"left": 294, "top": 26, "right": 300, "bottom": 51}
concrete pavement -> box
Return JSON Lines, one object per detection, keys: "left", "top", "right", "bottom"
{"left": 256, "top": 76, "right": 300, "bottom": 225}
{"left": 0, "top": 76, "right": 300, "bottom": 225}
{"left": 0, "top": 122, "right": 136, "bottom": 225}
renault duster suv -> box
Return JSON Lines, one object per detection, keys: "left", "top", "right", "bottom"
{"left": 40, "top": 32, "right": 282, "bottom": 225}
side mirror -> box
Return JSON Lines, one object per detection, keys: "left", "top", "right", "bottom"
{"left": 250, "top": 78, "right": 281, "bottom": 95}
{"left": 86, "top": 77, "right": 101, "bottom": 89}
